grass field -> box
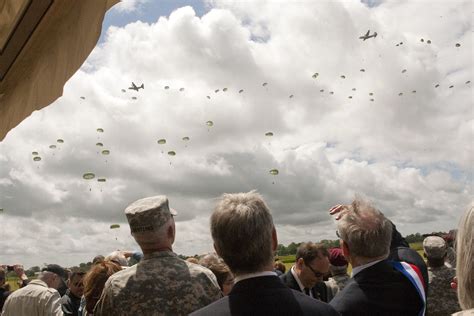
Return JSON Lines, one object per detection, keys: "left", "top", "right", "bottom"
{"left": 276, "top": 243, "right": 425, "bottom": 273}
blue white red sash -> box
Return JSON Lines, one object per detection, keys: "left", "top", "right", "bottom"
{"left": 390, "top": 261, "right": 426, "bottom": 316}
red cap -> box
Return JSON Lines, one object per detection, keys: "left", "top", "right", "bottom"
{"left": 329, "top": 248, "right": 348, "bottom": 266}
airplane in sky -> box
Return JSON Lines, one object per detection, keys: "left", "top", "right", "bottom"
{"left": 359, "top": 30, "right": 377, "bottom": 41}
{"left": 128, "top": 82, "right": 144, "bottom": 91}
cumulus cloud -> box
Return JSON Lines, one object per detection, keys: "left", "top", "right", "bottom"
{"left": 0, "top": 0, "right": 472, "bottom": 268}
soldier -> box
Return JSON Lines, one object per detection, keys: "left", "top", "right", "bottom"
{"left": 94, "top": 195, "right": 222, "bottom": 315}
{"left": 423, "top": 236, "right": 461, "bottom": 315}
{"left": 325, "top": 248, "right": 350, "bottom": 299}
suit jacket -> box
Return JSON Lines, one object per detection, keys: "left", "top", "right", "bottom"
{"left": 280, "top": 270, "right": 329, "bottom": 302}
{"left": 190, "top": 275, "right": 339, "bottom": 316}
{"left": 330, "top": 259, "right": 423, "bottom": 315}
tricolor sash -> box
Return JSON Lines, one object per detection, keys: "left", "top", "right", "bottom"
{"left": 390, "top": 260, "right": 426, "bottom": 316}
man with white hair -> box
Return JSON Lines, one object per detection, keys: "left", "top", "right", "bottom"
{"left": 328, "top": 199, "right": 425, "bottom": 315}
{"left": 2, "top": 264, "right": 67, "bottom": 316}
{"left": 94, "top": 195, "right": 221, "bottom": 315}
{"left": 192, "top": 191, "right": 338, "bottom": 315}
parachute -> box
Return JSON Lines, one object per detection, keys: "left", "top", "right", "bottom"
{"left": 131, "top": 96, "right": 137, "bottom": 100}
{"left": 449, "top": 85, "right": 454, "bottom": 88}
{"left": 360, "top": 69, "right": 365, "bottom": 72}
{"left": 33, "top": 156, "right": 42, "bottom": 161}
{"left": 265, "top": 132, "right": 274, "bottom": 137}
{"left": 340, "top": 75, "right": 346, "bottom": 79}
{"left": 164, "top": 86, "right": 170, "bottom": 89}
{"left": 456, "top": 43, "right": 461, "bottom": 47}
{"left": 215, "top": 89, "right": 219, "bottom": 93}
{"left": 49, "top": 145, "right": 56, "bottom": 149}
{"left": 80, "top": 96, "right": 85, "bottom": 100}
{"left": 289, "top": 95, "right": 294, "bottom": 98}
{"left": 352, "top": 88, "right": 356, "bottom": 91}
{"left": 435, "top": 84, "right": 439, "bottom": 88}
{"left": 269, "top": 169, "right": 279, "bottom": 175}
{"left": 168, "top": 151, "right": 176, "bottom": 156}
{"left": 329, "top": 91, "right": 334, "bottom": 95}
{"left": 312, "top": 73, "right": 319, "bottom": 79}
{"left": 206, "top": 96, "right": 211, "bottom": 99}
{"left": 98, "top": 178, "right": 106, "bottom": 182}
{"left": 427, "top": 40, "right": 431, "bottom": 44}
{"left": 102, "top": 150, "right": 110, "bottom": 155}
{"left": 206, "top": 121, "right": 214, "bottom": 127}
{"left": 157, "top": 139, "right": 166, "bottom": 145}
{"left": 110, "top": 224, "right": 120, "bottom": 229}
{"left": 239, "top": 89, "right": 244, "bottom": 93}
{"left": 402, "top": 69, "right": 407, "bottom": 73}
{"left": 182, "top": 137, "right": 190, "bottom": 141}
{"left": 57, "top": 139, "right": 64, "bottom": 143}
{"left": 399, "top": 92, "right": 403, "bottom": 96}
{"left": 262, "top": 82, "right": 268, "bottom": 87}
{"left": 223, "top": 88, "right": 228, "bottom": 92}
{"left": 32, "top": 151, "right": 39, "bottom": 155}
{"left": 83, "top": 172, "right": 95, "bottom": 180}
{"left": 121, "top": 89, "right": 126, "bottom": 92}
{"left": 96, "top": 142, "right": 103, "bottom": 147}
{"left": 97, "top": 128, "right": 104, "bottom": 133}
{"left": 179, "top": 87, "right": 185, "bottom": 92}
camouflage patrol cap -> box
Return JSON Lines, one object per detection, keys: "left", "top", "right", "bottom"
{"left": 423, "top": 236, "right": 447, "bottom": 259}
{"left": 125, "top": 196, "right": 177, "bottom": 234}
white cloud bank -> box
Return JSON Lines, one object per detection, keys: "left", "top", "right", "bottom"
{"left": 0, "top": 0, "right": 472, "bottom": 268}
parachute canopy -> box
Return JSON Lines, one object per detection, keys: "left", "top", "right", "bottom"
{"left": 98, "top": 178, "right": 106, "bottom": 182}
{"left": 312, "top": 73, "right": 319, "bottom": 79}
{"left": 238, "top": 89, "right": 244, "bottom": 93}
{"left": 269, "top": 169, "right": 279, "bottom": 175}
{"left": 83, "top": 172, "right": 95, "bottom": 180}
{"left": 157, "top": 139, "right": 166, "bottom": 145}
{"left": 262, "top": 82, "right": 268, "bottom": 87}
{"left": 32, "top": 151, "right": 39, "bottom": 155}
{"left": 57, "top": 139, "right": 64, "bottom": 143}
{"left": 33, "top": 156, "right": 41, "bottom": 161}
{"left": 402, "top": 69, "right": 407, "bottom": 73}
{"left": 206, "top": 121, "right": 214, "bottom": 127}
{"left": 49, "top": 145, "right": 56, "bottom": 149}
{"left": 182, "top": 137, "right": 190, "bottom": 141}
{"left": 223, "top": 88, "right": 228, "bottom": 92}
{"left": 265, "top": 132, "right": 274, "bottom": 137}
{"left": 340, "top": 75, "right": 346, "bottom": 79}
{"left": 80, "top": 96, "right": 85, "bottom": 100}
{"left": 110, "top": 224, "right": 120, "bottom": 229}
{"left": 456, "top": 43, "right": 461, "bottom": 47}
{"left": 164, "top": 86, "right": 169, "bottom": 89}
{"left": 168, "top": 151, "right": 176, "bottom": 156}
{"left": 97, "top": 128, "right": 104, "bottom": 133}
{"left": 102, "top": 150, "right": 110, "bottom": 155}
{"left": 96, "top": 142, "right": 103, "bottom": 147}
{"left": 289, "top": 95, "right": 294, "bottom": 98}
{"left": 179, "top": 87, "right": 185, "bottom": 92}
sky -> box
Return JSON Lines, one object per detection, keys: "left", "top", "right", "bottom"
{"left": 0, "top": 0, "right": 472, "bottom": 268}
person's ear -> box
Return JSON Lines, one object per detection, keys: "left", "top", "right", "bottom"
{"left": 271, "top": 227, "right": 278, "bottom": 252}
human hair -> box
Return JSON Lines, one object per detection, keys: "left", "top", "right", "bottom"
{"left": 92, "top": 255, "right": 105, "bottom": 265}
{"left": 296, "top": 242, "right": 329, "bottom": 265}
{"left": 456, "top": 206, "right": 474, "bottom": 310}
{"left": 83, "top": 260, "right": 122, "bottom": 313}
{"left": 199, "top": 253, "right": 232, "bottom": 291}
{"left": 274, "top": 261, "right": 286, "bottom": 274}
{"left": 338, "top": 198, "right": 392, "bottom": 259}
{"left": 186, "top": 257, "right": 199, "bottom": 264}
{"left": 105, "top": 251, "right": 128, "bottom": 267}
{"left": 210, "top": 191, "right": 274, "bottom": 274}
{"left": 69, "top": 271, "right": 86, "bottom": 281}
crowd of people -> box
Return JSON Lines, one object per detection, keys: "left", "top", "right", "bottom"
{"left": 1, "top": 192, "right": 472, "bottom": 315}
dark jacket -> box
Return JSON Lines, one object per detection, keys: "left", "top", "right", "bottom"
{"left": 330, "top": 259, "right": 423, "bottom": 315}
{"left": 190, "top": 275, "right": 339, "bottom": 316}
{"left": 60, "top": 289, "right": 82, "bottom": 316}
{"left": 280, "top": 269, "right": 329, "bottom": 302}
{"left": 0, "top": 287, "right": 11, "bottom": 311}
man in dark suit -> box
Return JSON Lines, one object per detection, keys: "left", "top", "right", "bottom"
{"left": 328, "top": 199, "right": 425, "bottom": 315}
{"left": 191, "top": 191, "right": 338, "bottom": 316}
{"left": 280, "top": 242, "right": 330, "bottom": 302}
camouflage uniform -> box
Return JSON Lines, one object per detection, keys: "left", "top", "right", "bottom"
{"left": 94, "top": 251, "right": 221, "bottom": 315}
{"left": 94, "top": 195, "right": 221, "bottom": 315}
{"left": 426, "top": 265, "right": 461, "bottom": 315}
{"left": 326, "top": 273, "right": 350, "bottom": 300}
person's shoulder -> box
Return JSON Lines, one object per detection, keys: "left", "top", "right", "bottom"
{"left": 185, "top": 261, "right": 215, "bottom": 278}
{"left": 452, "top": 309, "right": 474, "bottom": 316}
{"left": 189, "top": 296, "right": 229, "bottom": 315}
{"left": 290, "top": 289, "right": 339, "bottom": 315}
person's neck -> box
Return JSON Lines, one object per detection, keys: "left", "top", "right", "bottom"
{"left": 142, "top": 245, "right": 173, "bottom": 255}
{"left": 350, "top": 254, "right": 386, "bottom": 268}
{"left": 233, "top": 262, "right": 274, "bottom": 278}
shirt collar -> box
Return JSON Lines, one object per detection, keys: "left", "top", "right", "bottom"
{"left": 234, "top": 271, "right": 277, "bottom": 283}
{"left": 290, "top": 265, "right": 306, "bottom": 292}
{"left": 351, "top": 259, "right": 385, "bottom": 277}
{"left": 29, "top": 279, "right": 48, "bottom": 288}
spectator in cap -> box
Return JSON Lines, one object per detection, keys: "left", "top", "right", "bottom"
{"left": 328, "top": 198, "right": 425, "bottom": 315}
{"left": 423, "top": 236, "right": 460, "bottom": 315}
{"left": 191, "top": 191, "right": 338, "bottom": 316}
{"left": 325, "top": 248, "right": 350, "bottom": 300}
{"left": 2, "top": 264, "right": 67, "bottom": 316}
{"left": 280, "top": 242, "right": 331, "bottom": 302}
{"left": 94, "top": 195, "right": 221, "bottom": 315}
{"left": 452, "top": 206, "right": 474, "bottom": 315}
{"left": 60, "top": 270, "right": 85, "bottom": 316}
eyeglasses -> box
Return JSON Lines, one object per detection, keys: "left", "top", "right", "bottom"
{"left": 305, "top": 263, "right": 324, "bottom": 278}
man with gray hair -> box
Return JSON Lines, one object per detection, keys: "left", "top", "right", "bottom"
{"left": 94, "top": 195, "right": 222, "bottom": 315}
{"left": 328, "top": 199, "right": 425, "bottom": 315}
{"left": 423, "top": 236, "right": 460, "bottom": 315}
{"left": 2, "top": 264, "right": 67, "bottom": 316}
{"left": 192, "top": 191, "right": 338, "bottom": 315}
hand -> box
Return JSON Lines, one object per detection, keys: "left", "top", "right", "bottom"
{"left": 329, "top": 204, "right": 350, "bottom": 220}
